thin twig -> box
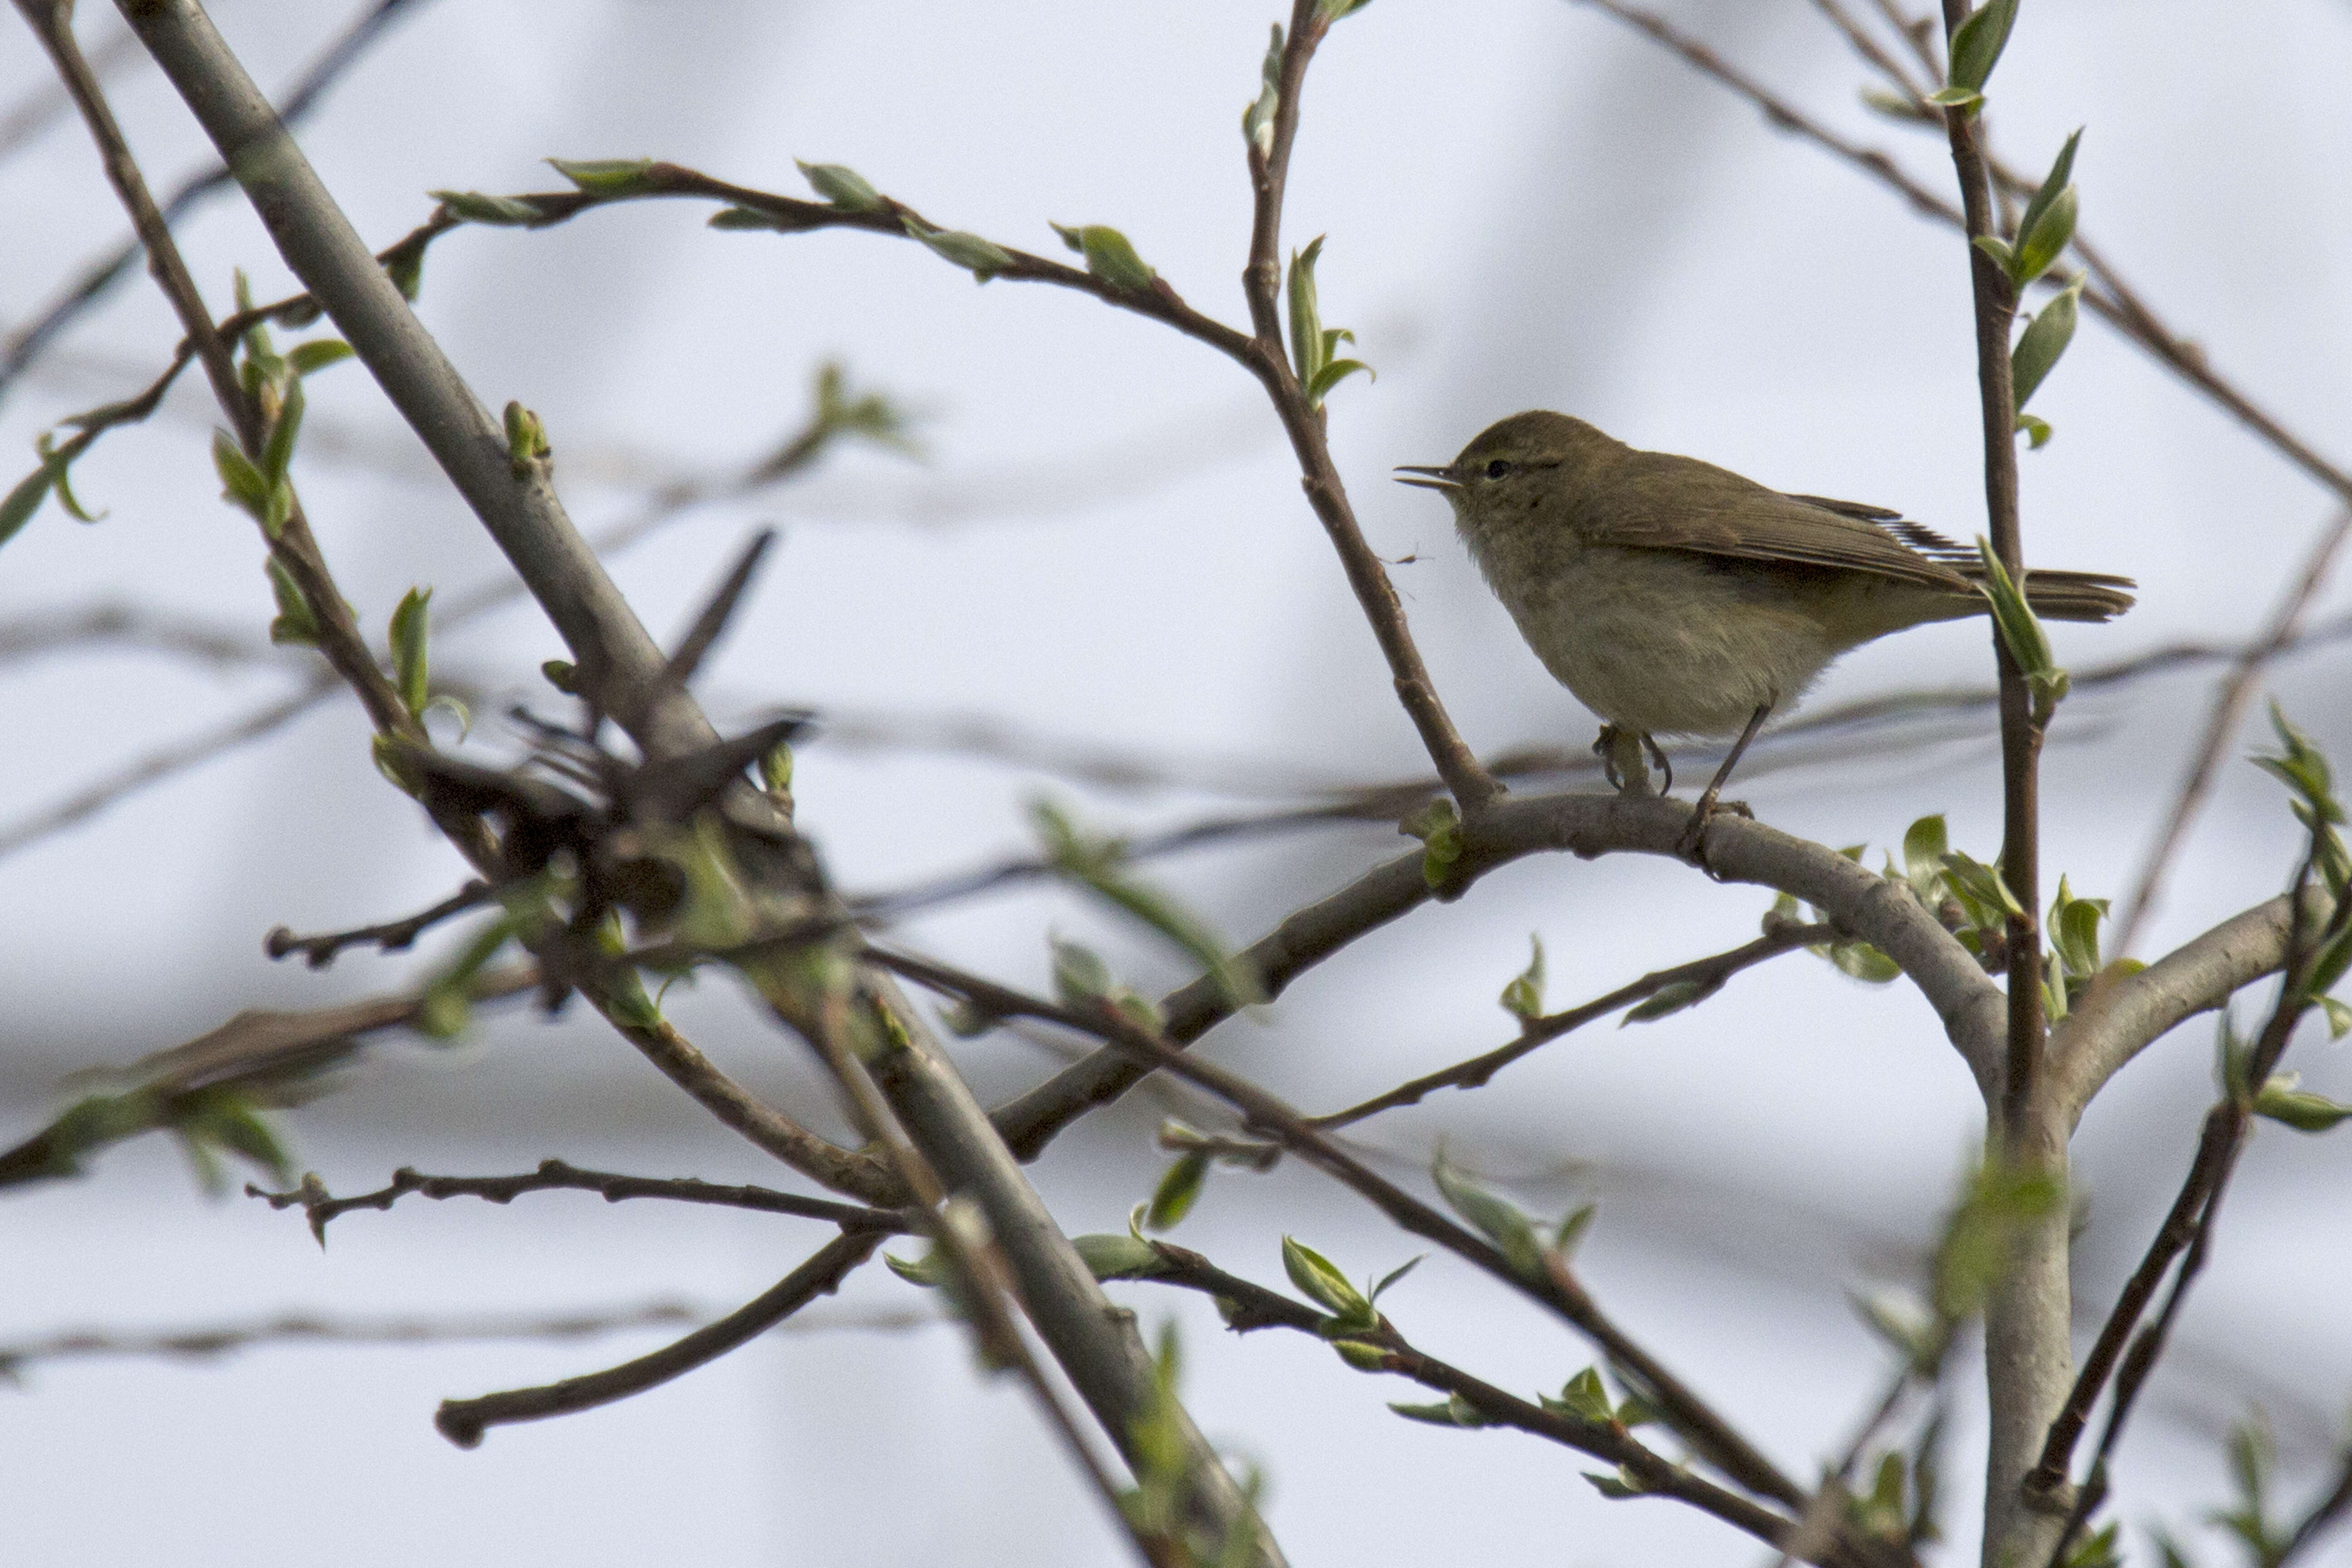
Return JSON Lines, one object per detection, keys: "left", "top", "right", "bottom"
{"left": 2112, "top": 511, "right": 2352, "bottom": 954}
{"left": 0, "top": 0, "right": 434, "bottom": 400}
{"left": 1579, "top": 0, "right": 2352, "bottom": 514}
{"left": 434, "top": 1230, "right": 883, "bottom": 1448}
{"left": 0, "top": 1302, "right": 707, "bottom": 1377}
{"left": 868, "top": 944, "right": 1809, "bottom": 1513}
{"left": 245, "top": 1158, "right": 911, "bottom": 1243}
{"left": 2035, "top": 853, "right": 2352, "bottom": 1563}
{"left": 1132, "top": 1244, "right": 1884, "bottom": 1567}
{"left": 1309, "top": 921, "right": 1834, "bottom": 1129}
{"left": 265, "top": 880, "right": 491, "bottom": 967}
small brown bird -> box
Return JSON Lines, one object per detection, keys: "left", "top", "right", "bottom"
{"left": 1397, "top": 411, "right": 2134, "bottom": 840}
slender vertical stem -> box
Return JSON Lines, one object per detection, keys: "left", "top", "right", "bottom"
{"left": 1936, "top": 8, "right": 2060, "bottom": 1564}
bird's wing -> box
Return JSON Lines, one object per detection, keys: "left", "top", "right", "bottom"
{"left": 1573, "top": 452, "right": 1976, "bottom": 592}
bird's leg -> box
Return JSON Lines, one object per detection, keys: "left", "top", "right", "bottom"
{"left": 1594, "top": 725, "right": 1655, "bottom": 797}
{"left": 1676, "top": 703, "right": 1769, "bottom": 861}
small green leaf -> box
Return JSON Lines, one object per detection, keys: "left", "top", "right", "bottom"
{"left": 416, "top": 911, "right": 522, "bottom": 1041}
{"left": 1431, "top": 1153, "right": 1547, "bottom": 1283}
{"left": 0, "top": 463, "right": 54, "bottom": 549}
{"left": 1621, "top": 975, "right": 1724, "bottom": 1023}
{"left": 384, "top": 244, "right": 425, "bottom": 301}
{"left": 796, "top": 160, "right": 883, "bottom": 212}
{"left": 2011, "top": 275, "right": 2084, "bottom": 412}
{"left": 1330, "top": 1339, "right": 1390, "bottom": 1371}
{"left": 265, "top": 556, "right": 320, "bottom": 647}
{"left": 1827, "top": 941, "right": 1903, "bottom": 984}
{"left": 1945, "top": 0, "right": 2019, "bottom": 97}
{"left": 1049, "top": 222, "right": 1158, "bottom": 293}
{"left": 1389, "top": 1396, "right": 1486, "bottom": 1428}
{"left": 1316, "top": 0, "right": 1374, "bottom": 20}
{"left": 547, "top": 157, "right": 655, "bottom": 194}
{"left": 389, "top": 587, "right": 432, "bottom": 719}
{"left": 2010, "top": 129, "right": 2083, "bottom": 285}
{"left": 2254, "top": 1073, "right": 2352, "bottom": 1132}
{"left": 212, "top": 429, "right": 270, "bottom": 519}
{"left": 1145, "top": 1151, "right": 1210, "bottom": 1231}
{"left": 1286, "top": 235, "right": 1328, "bottom": 389}
{"left": 1554, "top": 1202, "right": 1596, "bottom": 1257}
{"left": 708, "top": 206, "right": 786, "bottom": 231}
{"left": 902, "top": 219, "right": 1015, "bottom": 283}
{"left": 1307, "top": 357, "right": 1374, "bottom": 404}
{"left": 503, "top": 401, "right": 549, "bottom": 473}
{"left": 1401, "top": 797, "right": 1463, "bottom": 889}
{"left": 428, "top": 189, "right": 546, "bottom": 226}
{"left": 884, "top": 1246, "right": 953, "bottom": 1288}
{"left": 2015, "top": 412, "right": 2053, "bottom": 448}
{"left": 1241, "top": 24, "right": 1283, "bottom": 157}
{"left": 286, "top": 338, "right": 354, "bottom": 377}
{"left": 1942, "top": 847, "right": 2024, "bottom": 923}
{"left": 1972, "top": 234, "right": 2016, "bottom": 273}
{"left": 1970, "top": 537, "right": 2065, "bottom": 717}
{"left": 35, "top": 432, "right": 103, "bottom": 522}
{"left": 1556, "top": 1367, "right": 1614, "bottom": 1424}
{"left": 1369, "top": 1254, "right": 1424, "bottom": 1303}
{"left": 1073, "top": 1232, "right": 1168, "bottom": 1280}
{"left": 2049, "top": 878, "right": 2107, "bottom": 979}
{"left": 1583, "top": 1465, "right": 1648, "bottom": 1499}
{"left": 1925, "top": 85, "right": 1984, "bottom": 111}
{"left": 1902, "top": 814, "right": 1950, "bottom": 892}
{"left": 1499, "top": 934, "right": 1545, "bottom": 1022}
{"left": 1281, "top": 1235, "right": 1371, "bottom": 1324}
{"left": 2317, "top": 994, "right": 2352, "bottom": 1040}
{"left": 541, "top": 658, "right": 580, "bottom": 695}
{"left": 261, "top": 376, "right": 305, "bottom": 488}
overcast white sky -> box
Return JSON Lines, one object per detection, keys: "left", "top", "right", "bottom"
{"left": 4, "top": 2, "right": 2351, "bottom": 1564}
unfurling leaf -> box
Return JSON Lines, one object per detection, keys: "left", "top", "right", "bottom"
{"left": 265, "top": 557, "right": 320, "bottom": 647}
{"left": 1622, "top": 975, "right": 1725, "bottom": 1022}
{"left": 902, "top": 219, "right": 1015, "bottom": 283}
{"left": 547, "top": 157, "right": 656, "bottom": 195}
{"left": 1072, "top": 1232, "right": 1167, "bottom": 1280}
{"left": 2009, "top": 129, "right": 2084, "bottom": 286}
{"left": 1431, "top": 1152, "right": 1547, "bottom": 1284}
{"left": 1281, "top": 1235, "right": 1372, "bottom": 1327}
{"left": 1145, "top": 1151, "right": 1210, "bottom": 1230}
{"left": 1241, "top": 24, "right": 1284, "bottom": 156}
{"left": 2254, "top": 1073, "right": 2352, "bottom": 1133}
{"left": 1049, "top": 222, "right": 1158, "bottom": 293}
{"left": 428, "top": 189, "right": 546, "bottom": 226}
{"left": 1401, "top": 797, "right": 1463, "bottom": 890}
{"left": 1499, "top": 934, "right": 1546, "bottom": 1022}
{"left": 796, "top": 160, "right": 884, "bottom": 212}
{"left": 389, "top": 587, "right": 433, "bottom": 719}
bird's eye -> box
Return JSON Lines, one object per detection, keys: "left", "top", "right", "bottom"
{"left": 1483, "top": 458, "right": 1515, "bottom": 480}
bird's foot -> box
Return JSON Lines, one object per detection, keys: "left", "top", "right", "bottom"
{"left": 1674, "top": 794, "right": 1754, "bottom": 866}
{"left": 1593, "top": 725, "right": 1660, "bottom": 797}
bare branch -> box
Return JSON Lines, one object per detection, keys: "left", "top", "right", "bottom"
{"left": 434, "top": 1230, "right": 883, "bottom": 1448}
{"left": 245, "top": 1158, "right": 911, "bottom": 1242}
{"left": 0, "top": 0, "right": 433, "bottom": 400}
{"left": 2113, "top": 511, "right": 2352, "bottom": 953}
{"left": 0, "top": 1302, "right": 706, "bottom": 1377}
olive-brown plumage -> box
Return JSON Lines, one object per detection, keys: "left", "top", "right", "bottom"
{"left": 1397, "top": 411, "right": 2133, "bottom": 821}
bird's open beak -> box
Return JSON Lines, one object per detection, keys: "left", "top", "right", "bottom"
{"left": 1392, "top": 465, "right": 1459, "bottom": 492}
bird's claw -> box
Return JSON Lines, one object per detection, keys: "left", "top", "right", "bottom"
{"left": 1675, "top": 797, "right": 1753, "bottom": 866}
